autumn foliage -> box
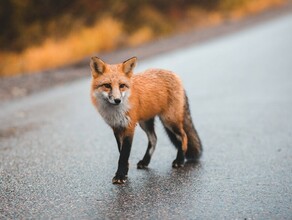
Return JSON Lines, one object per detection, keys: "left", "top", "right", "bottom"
{"left": 0, "top": 0, "right": 285, "bottom": 76}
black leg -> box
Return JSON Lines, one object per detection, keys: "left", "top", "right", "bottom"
{"left": 172, "top": 148, "right": 185, "bottom": 168}
{"left": 137, "top": 118, "right": 157, "bottom": 169}
{"left": 112, "top": 135, "right": 133, "bottom": 184}
{"left": 137, "top": 139, "right": 155, "bottom": 169}
{"left": 113, "top": 129, "right": 122, "bottom": 152}
{"left": 164, "top": 127, "right": 185, "bottom": 168}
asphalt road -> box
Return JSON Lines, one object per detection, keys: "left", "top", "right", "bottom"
{"left": 1, "top": 14, "right": 292, "bottom": 219}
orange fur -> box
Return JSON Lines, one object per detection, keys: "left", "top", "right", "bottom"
{"left": 90, "top": 59, "right": 185, "bottom": 139}
{"left": 89, "top": 57, "right": 202, "bottom": 184}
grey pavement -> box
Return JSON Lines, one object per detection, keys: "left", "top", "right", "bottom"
{"left": 1, "top": 13, "right": 292, "bottom": 219}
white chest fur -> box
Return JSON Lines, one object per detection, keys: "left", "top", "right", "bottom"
{"left": 97, "top": 100, "right": 131, "bottom": 128}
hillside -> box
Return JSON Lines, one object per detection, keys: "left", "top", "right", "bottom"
{"left": 0, "top": 0, "right": 285, "bottom": 76}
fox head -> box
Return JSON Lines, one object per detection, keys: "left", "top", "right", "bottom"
{"left": 90, "top": 57, "right": 137, "bottom": 106}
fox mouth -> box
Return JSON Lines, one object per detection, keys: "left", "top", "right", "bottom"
{"left": 107, "top": 99, "right": 122, "bottom": 106}
{"left": 99, "top": 96, "right": 120, "bottom": 106}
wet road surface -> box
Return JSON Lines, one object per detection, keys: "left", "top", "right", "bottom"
{"left": 1, "top": 14, "right": 292, "bottom": 219}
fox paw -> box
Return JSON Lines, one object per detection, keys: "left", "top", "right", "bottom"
{"left": 137, "top": 160, "right": 149, "bottom": 169}
{"left": 112, "top": 174, "right": 128, "bottom": 184}
{"left": 172, "top": 159, "right": 184, "bottom": 168}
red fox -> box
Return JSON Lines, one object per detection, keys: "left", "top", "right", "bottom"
{"left": 90, "top": 57, "right": 202, "bottom": 184}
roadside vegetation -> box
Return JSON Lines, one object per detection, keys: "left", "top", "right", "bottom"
{"left": 0, "top": 0, "right": 285, "bottom": 76}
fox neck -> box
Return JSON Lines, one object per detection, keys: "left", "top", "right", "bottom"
{"left": 97, "top": 95, "right": 131, "bottom": 129}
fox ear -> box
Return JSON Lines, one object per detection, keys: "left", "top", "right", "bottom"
{"left": 90, "top": 57, "right": 105, "bottom": 77}
{"left": 123, "top": 57, "right": 137, "bottom": 75}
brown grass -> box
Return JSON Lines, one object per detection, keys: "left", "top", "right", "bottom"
{"left": 0, "top": 0, "right": 286, "bottom": 77}
{"left": 222, "top": 0, "right": 285, "bottom": 20}
{"left": 127, "top": 26, "right": 154, "bottom": 47}
{"left": 0, "top": 17, "right": 123, "bottom": 76}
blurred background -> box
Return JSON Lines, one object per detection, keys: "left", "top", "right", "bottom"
{"left": 0, "top": 0, "right": 286, "bottom": 77}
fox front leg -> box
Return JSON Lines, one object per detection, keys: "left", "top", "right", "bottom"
{"left": 113, "top": 129, "right": 123, "bottom": 152}
{"left": 112, "top": 134, "right": 133, "bottom": 184}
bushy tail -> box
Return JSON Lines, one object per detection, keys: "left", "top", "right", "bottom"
{"left": 184, "top": 92, "right": 202, "bottom": 161}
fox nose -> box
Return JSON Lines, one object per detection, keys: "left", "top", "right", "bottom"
{"left": 114, "top": 98, "right": 121, "bottom": 104}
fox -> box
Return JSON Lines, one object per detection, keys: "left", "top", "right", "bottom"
{"left": 90, "top": 57, "right": 202, "bottom": 184}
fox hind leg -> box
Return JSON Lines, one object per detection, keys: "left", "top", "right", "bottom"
{"left": 137, "top": 118, "right": 157, "bottom": 169}
{"left": 161, "top": 118, "right": 187, "bottom": 168}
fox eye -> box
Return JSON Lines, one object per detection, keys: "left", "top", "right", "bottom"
{"left": 120, "top": 84, "right": 126, "bottom": 89}
{"left": 103, "top": 83, "right": 111, "bottom": 89}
